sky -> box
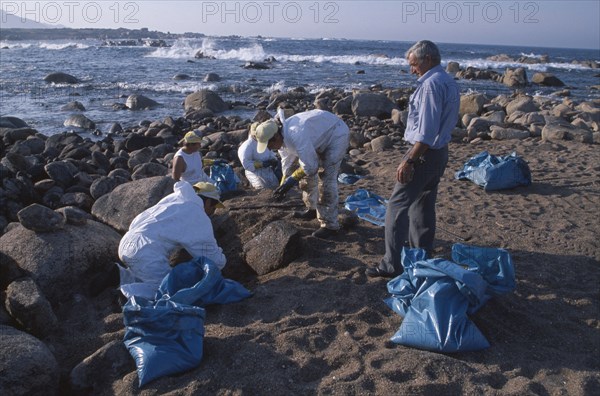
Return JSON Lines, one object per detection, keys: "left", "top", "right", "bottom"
{"left": 1, "top": 0, "right": 599, "bottom": 49}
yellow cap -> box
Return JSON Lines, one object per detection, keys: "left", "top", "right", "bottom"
{"left": 255, "top": 120, "right": 279, "bottom": 154}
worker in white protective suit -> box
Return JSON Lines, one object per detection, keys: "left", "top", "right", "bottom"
{"left": 255, "top": 109, "right": 350, "bottom": 239}
{"left": 237, "top": 123, "right": 280, "bottom": 189}
{"left": 118, "top": 181, "right": 226, "bottom": 299}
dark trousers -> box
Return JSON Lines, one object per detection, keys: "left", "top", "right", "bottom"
{"left": 380, "top": 146, "right": 448, "bottom": 274}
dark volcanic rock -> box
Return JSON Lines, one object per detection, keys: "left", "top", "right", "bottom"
{"left": 44, "top": 72, "right": 79, "bottom": 84}
{"left": 243, "top": 220, "right": 302, "bottom": 275}
{"left": 17, "top": 203, "right": 66, "bottom": 232}
{"left": 0, "top": 325, "right": 59, "bottom": 395}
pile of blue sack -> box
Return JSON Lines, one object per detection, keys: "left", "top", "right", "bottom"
{"left": 122, "top": 257, "right": 252, "bottom": 387}
{"left": 455, "top": 151, "right": 532, "bottom": 191}
{"left": 385, "top": 243, "right": 516, "bottom": 352}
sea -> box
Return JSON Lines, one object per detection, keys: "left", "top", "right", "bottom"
{"left": 1, "top": 36, "right": 598, "bottom": 138}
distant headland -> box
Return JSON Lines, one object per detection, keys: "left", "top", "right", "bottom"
{"left": 0, "top": 27, "right": 206, "bottom": 41}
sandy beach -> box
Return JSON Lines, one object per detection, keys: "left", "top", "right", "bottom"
{"left": 38, "top": 136, "right": 595, "bottom": 395}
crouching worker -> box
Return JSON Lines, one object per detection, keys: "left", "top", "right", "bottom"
{"left": 173, "top": 131, "right": 222, "bottom": 185}
{"left": 237, "top": 122, "right": 281, "bottom": 189}
{"left": 255, "top": 109, "right": 350, "bottom": 239}
{"left": 118, "top": 181, "right": 226, "bottom": 299}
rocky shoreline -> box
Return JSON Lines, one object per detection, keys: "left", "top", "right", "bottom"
{"left": 1, "top": 65, "right": 599, "bottom": 394}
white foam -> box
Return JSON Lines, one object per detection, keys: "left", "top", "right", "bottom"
{"left": 0, "top": 41, "right": 32, "bottom": 49}
{"left": 452, "top": 58, "right": 592, "bottom": 72}
{"left": 38, "top": 42, "right": 90, "bottom": 50}
{"left": 266, "top": 81, "right": 286, "bottom": 93}
{"left": 115, "top": 80, "right": 218, "bottom": 94}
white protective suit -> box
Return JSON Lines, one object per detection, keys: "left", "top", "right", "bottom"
{"left": 278, "top": 109, "right": 350, "bottom": 229}
{"left": 118, "top": 181, "right": 226, "bottom": 299}
{"left": 237, "top": 136, "right": 279, "bottom": 189}
{"left": 173, "top": 149, "right": 213, "bottom": 184}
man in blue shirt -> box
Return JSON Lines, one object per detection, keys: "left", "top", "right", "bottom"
{"left": 367, "top": 40, "right": 460, "bottom": 278}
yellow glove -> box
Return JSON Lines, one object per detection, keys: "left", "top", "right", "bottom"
{"left": 203, "top": 158, "right": 227, "bottom": 166}
{"left": 291, "top": 168, "right": 305, "bottom": 181}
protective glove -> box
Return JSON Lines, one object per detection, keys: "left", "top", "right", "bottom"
{"left": 272, "top": 176, "right": 298, "bottom": 201}
{"left": 253, "top": 161, "right": 263, "bottom": 169}
{"left": 291, "top": 168, "right": 305, "bottom": 180}
{"left": 262, "top": 159, "right": 279, "bottom": 168}
{"left": 203, "top": 158, "right": 228, "bottom": 166}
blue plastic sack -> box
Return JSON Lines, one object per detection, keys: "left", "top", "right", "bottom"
{"left": 156, "top": 257, "right": 253, "bottom": 306}
{"left": 338, "top": 173, "right": 364, "bottom": 185}
{"left": 344, "top": 189, "right": 387, "bottom": 226}
{"left": 123, "top": 258, "right": 252, "bottom": 387}
{"left": 455, "top": 151, "right": 532, "bottom": 191}
{"left": 385, "top": 244, "right": 515, "bottom": 352}
{"left": 210, "top": 163, "right": 240, "bottom": 192}
{"left": 123, "top": 297, "right": 206, "bottom": 387}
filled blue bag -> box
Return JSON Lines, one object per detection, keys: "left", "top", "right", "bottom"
{"left": 210, "top": 163, "right": 240, "bottom": 192}
{"left": 344, "top": 189, "right": 388, "bottom": 226}
{"left": 385, "top": 244, "right": 515, "bottom": 352}
{"left": 455, "top": 151, "right": 532, "bottom": 191}
{"left": 156, "top": 257, "right": 253, "bottom": 306}
{"left": 123, "top": 259, "right": 252, "bottom": 387}
{"left": 338, "top": 173, "right": 364, "bottom": 185}
{"left": 123, "top": 297, "right": 206, "bottom": 387}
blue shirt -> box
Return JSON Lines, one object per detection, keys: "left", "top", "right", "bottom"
{"left": 404, "top": 65, "right": 460, "bottom": 149}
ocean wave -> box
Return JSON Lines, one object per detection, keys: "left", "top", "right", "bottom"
{"left": 147, "top": 37, "right": 405, "bottom": 65}
{"left": 452, "top": 58, "right": 592, "bottom": 72}
{"left": 38, "top": 42, "right": 91, "bottom": 50}
{"left": 276, "top": 53, "right": 405, "bottom": 66}
{"left": 147, "top": 37, "right": 267, "bottom": 62}
{"left": 115, "top": 80, "right": 219, "bottom": 94}
{"left": 0, "top": 41, "right": 33, "bottom": 49}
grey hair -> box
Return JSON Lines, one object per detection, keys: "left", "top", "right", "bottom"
{"left": 405, "top": 40, "right": 441, "bottom": 65}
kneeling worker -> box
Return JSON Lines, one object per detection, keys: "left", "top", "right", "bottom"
{"left": 238, "top": 123, "right": 280, "bottom": 189}
{"left": 118, "top": 181, "right": 226, "bottom": 299}
{"left": 255, "top": 109, "right": 350, "bottom": 239}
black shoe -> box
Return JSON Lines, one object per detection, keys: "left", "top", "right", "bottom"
{"left": 311, "top": 227, "right": 338, "bottom": 239}
{"left": 365, "top": 266, "right": 396, "bottom": 278}
{"left": 294, "top": 209, "right": 317, "bottom": 220}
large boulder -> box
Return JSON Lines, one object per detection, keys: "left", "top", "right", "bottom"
{"left": 131, "top": 162, "right": 169, "bottom": 180}
{"left": 370, "top": 135, "right": 393, "bottom": 152}
{"left": 184, "top": 89, "right": 229, "bottom": 113}
{"left": 243, "top": 220, "right": 302, "bottom": 275}
{"left": 506, "top": 96, "right": 539, "bottom": 116}
{"left": 69, "top": 340, "right": 134, "bottom": 395}
{"left": 531, "top": 72, "right": 565, "bottom": 87}
{"left": 64, "top": 114, "right": 95, "bottom": 130}
{"left": 125, "top": 94, "right": 159, "bottom": 110}
{"left": 0, "top": 221, "right": 121, "bottom": 304}
{"left": 17, "top": 203, "right": 66, "bottom": 232}
{"left": 460, "top": 93, "right": 488, "bottom": 116}
{"left": 332, "top": 96, "right": 353, "bottom": 116}
{"left": 502, "top": 67, "right": 528, "bottom": 87}
{"left": 542, "top": 124, "right": 593, "bottom": 143}
{"left": 124, "top": 133, "right": 164, "bottom": 151}
{"left": 44, "top": 72, "right": 79, "bottom": 84}
{"left": 351, "top": 93, "right": 397, "bottom": 118}
{"left": 0, "top": 116, "right": 29, "bottom": 129}
{"left": 489, "top": 126, "right": 530, "bottom": 140}
{"left": 5, "top": 277, "right": 58, "bottom": 337}
{"left": 61, "top": 101, "right": 86, "bottom": 111}
{"left": 0, "top": 325, "right": 59, "bottom": 395}
{"left": 44, "top": 160, "right": 78, "bottom": 188}
{"left": 91, "top": 176, "right": 175, "bottom": 233}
